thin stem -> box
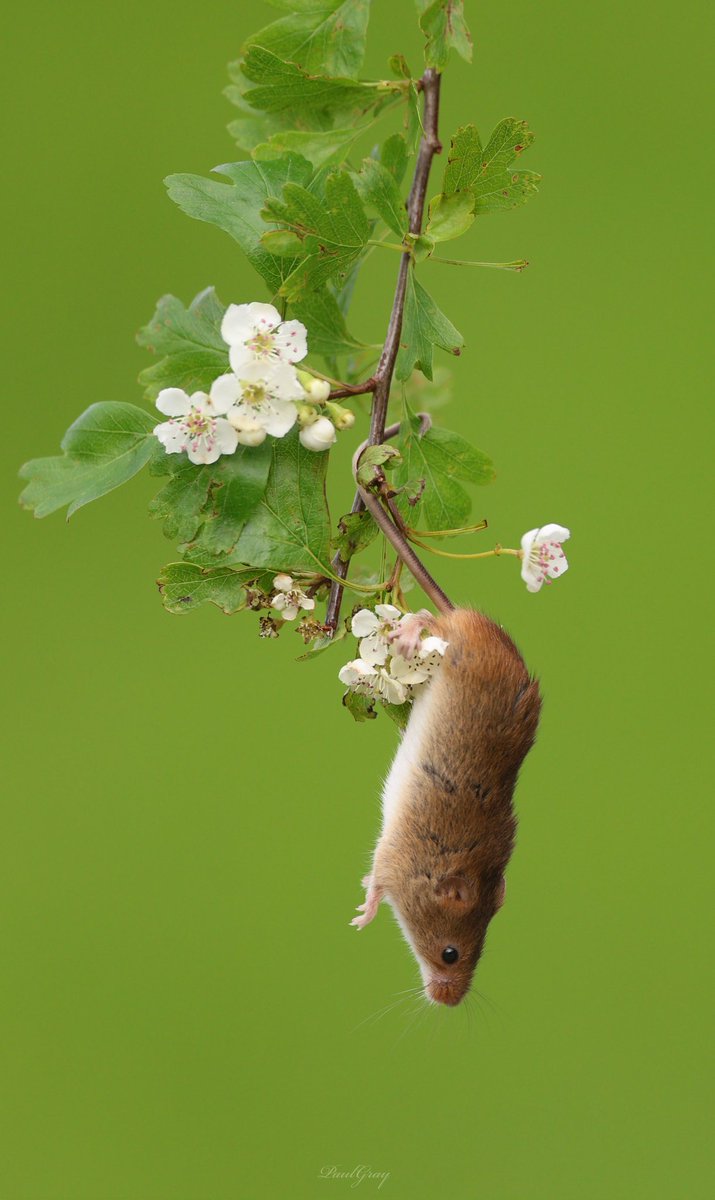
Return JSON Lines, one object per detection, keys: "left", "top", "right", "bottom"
{"left": 431, "top": 256, "right": 529, "bottom": 272}
{"left": 367, "top": 239, "right": 409, "bottom": 253}
{"left": 325, "top": 68, "right": 443, "bottom": 631}
{"left": 407, "top": 541, "right": 521, "bottom": 561}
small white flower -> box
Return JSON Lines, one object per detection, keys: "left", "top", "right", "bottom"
{"left": 338, "top": 658, "right": 407, "bottom": 706}
{"left": 520, "top": 524, "right": 571, "bottom": 593}
{"left": 299, "top": 416, "right": 337, "bottom": 453}
{"left": 270, "top": 574, "right": 315, "bottom": 621}
{"left": 350, "top": 605, "right": 402, "bottom": 666}
{"left": 228, "top": 360, "right": 304, "bottom": 441}
{"left": 221, "top": 302, "right": 307, "bottom": 372}
{"left": 153, "top": 377, "right": 239, "bottom": 465}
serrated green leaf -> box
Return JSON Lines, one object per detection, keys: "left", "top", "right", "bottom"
{"left": 245, "top": 1, "right": 371, "bottom": 79}
{"left": 157, "top": 562, "right": 254, "bottom": 615}
{"left": 242, "top": 46, "right": 395, "bottom": 119}
{"left": 395, "top": 271, "right": 463, "bottom": 381}
{"left": 234, "top": 430, "right": 331, "bottom": 573}
{"left": 263, "top": 169, "right": 370, "bottom": 300}
{"left": 417, "top": 0, "right": 472, "bottom": 71}
{"left": 395, "top": 406, "right": 495, "bottom": 532}
{"left": 136, "top": 288, "right": 229, "bottom": 401}
{"left": 343, "top": 690, "right": 377, "bottom": 721}
{"left": 290, "top": 288, "right": 365, "bottom": 357}
{"left": 442, "top": 120, "right": 540, "bottom": 213}
{"left": 192, "top": 444, "right": 274, "bottom": 555}
{"left": 332, "top": 509, "right": 379, "bottom": 562}
{"left": 355, "top": 157, "right": 407, "bottom": 237}
{"left": 165, "top": 155, "right": 312, "bottom": 294}
{"left": 19, "top": 403, "right": 157, "bottom": 519}
{"left": 425, "top": 190, "right": 475, "bottom": 242}
{"left": 226, "top": 61, "right": 331, "bottom": 152}
{"left": 380, "top": 133, "right": 409, "bottom": 185}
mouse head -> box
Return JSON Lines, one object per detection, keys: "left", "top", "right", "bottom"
{"left": 399, "top": 873, "right": 506, "bottom": 1007}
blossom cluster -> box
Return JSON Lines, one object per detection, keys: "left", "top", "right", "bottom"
{"left": 153, "top": 302, "right": 353, "bottom": 465}
{"left": 338, "top": 605, "right": 449, "bottom": 707}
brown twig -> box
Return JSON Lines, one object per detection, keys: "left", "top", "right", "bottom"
{"left": 325, "top": 67, "right": 443, "bottom": 631}
{"left": 328, "top": 377, "right": 377, "bottom": 400}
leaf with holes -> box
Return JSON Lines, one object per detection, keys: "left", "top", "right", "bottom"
{"left": 157, "top": 562, "right": 256, "bottom": 615}
{"left": 442, "top": 120, "right": 540, "bottom": 213}
{"left": 19, "top": 403, "right": 157, "bottom": 519}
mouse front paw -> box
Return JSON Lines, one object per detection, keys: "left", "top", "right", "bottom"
{"left": 388, "top": 609, "right": 435, "bottom": 661}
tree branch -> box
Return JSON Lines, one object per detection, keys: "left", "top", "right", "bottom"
{"left": 325, "top": 67, "right": 443, "bottom": 631}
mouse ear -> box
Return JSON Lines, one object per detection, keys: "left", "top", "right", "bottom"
{"left": 434, "top": 875, "right": 473, "bottom": 910}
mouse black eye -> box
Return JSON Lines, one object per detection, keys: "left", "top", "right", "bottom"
{"left": 441, "top": 946, "right": 459, "bottom": 965}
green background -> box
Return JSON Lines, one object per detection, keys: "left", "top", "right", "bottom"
{"left": 2, "top": 1, "right": 712, "bottom": 1197}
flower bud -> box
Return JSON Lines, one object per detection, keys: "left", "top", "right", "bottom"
{"left": 296, "top": 371, "right": 331, "bottom": 402}
{"left": 299, "top": 416, "right": 337, "bottom": 452}
{"left": 296, "top": 402, "right": 319, "bottom": 427}
{"left": 227, "top": 410, "right": 267, "bottom": 446}
{"left": 324, "top": 401, "right": 355, "bottom": 430}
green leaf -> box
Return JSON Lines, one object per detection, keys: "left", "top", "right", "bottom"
{"left": 149, "top": 459, "right": 214, "bottom": 543}
{"left": 242, "top": 46, "right": 395, "bottom": 120}
{"left": 395, "top": 271, "right": 464, "bottom": 381}
{"left": 253, "top": 124, "right": 367, "bottom": 168}
{"left": 192, "top": 444, "right": 274, "bottom": 555}
{"left": 157, "top": 562, "right": 255, "bottom": 615}
{"left": 165, "top": 154, "right": 313, "bottom": 294}
{"left": 355, "top": 443, "right": 402, "bottom": 486}
{"left": 417, "top": 0, "right": 473, "bottom": 71}
{"left": 383, "top": 700, "right": 412, "bottom": 730}
{"left": 355, "top": 157, "right": 408, "bottom": 237}
{"left": 380, "top": 132, "right": 409, "bottom": 185}
{"left": 226, "top": 61, "right": 329, "bottom": 152}
{"left": 290, "top": 288, "right": 365, "bottom": 357}
{"left": 425, "top": 190, "right": 475, "bottom": 242}
{"left": 442, "top": 120, "right": 540, "bottom": 213}
{"left": 343, "top": 690, "right": 377, "bottom": 721}
{"left": 245, "top": 1, "right": 371, "bottom": 79}
{"left": 395, "top": 406, "right": 495, "bottom": 532}
{"left": 19, "top": 403, "right": 157, "bottom": 519}
{"left": 234, "top": 430, "right": 331, "bottom": 573}
{"left": 332, "top": 509, "right": 379, "bottom": 562}
{"left": 136, "top": 288, "right": 229, "bottom": 401}
{"left": 263, "top": 169, "right": 370, "bottom": 300}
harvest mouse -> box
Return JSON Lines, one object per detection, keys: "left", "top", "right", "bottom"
{"left": 351, "top": 606, "right": 541, "bottom": 1007}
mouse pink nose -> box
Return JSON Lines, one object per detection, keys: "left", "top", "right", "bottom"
{"left": 426, "top": 979, "right": 464, "bottom": 1007}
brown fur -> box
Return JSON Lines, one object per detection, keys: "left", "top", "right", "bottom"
{"left": 372, "top": 609, "right": 541, "bottom": 1005}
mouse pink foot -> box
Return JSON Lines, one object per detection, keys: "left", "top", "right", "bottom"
{"left": 388, "top": 609, "right": 435, "bottom": 660}
{"left": 350, "top": 881, "right": 384, "bottom": 929}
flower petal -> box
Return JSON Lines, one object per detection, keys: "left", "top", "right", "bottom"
{"left": 209, "top": 373, "right": 241, "bottom": 414}
{"left": 351, "top": 609, "right": 379, "bottom": 638}
{"left": 375, "top": 604, "right": 401, "bottom": 622}
{"left": 221, "top": 301, "right": 281, "bottom": 346}
{"left": 358, "top": 634, "right": 388, "bottom": 666}
{"left": 187, "top": 437, "right": 221, "bottom": 465}
{"left": 213, "top": 419, "right": 239, "bottom": 455}
{"left": 420, "top": 636, "right": 449, "bottom": 657}
{"left": 153, "top": 420, "right": 185, "bottom": 453}
{"left": 273, "top": 319, "right": 308, "bottom": 363}
{"left": 156, "top": 388, "right": 191, "bottom": 417}
{"left": 260, "top": 399, "right": 298, "bottom": 438}
{"left": 273, "top": 574, "right": 293, "bottom": 592}
{"left": 535, "top": 523, "right": 571, "bottom": 545}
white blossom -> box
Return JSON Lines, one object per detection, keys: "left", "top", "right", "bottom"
{"left": 221, "top": 302, "right": 307, "bottom": 373}
{"left": 153, "top": 377, "right": 239, "bottom": 465}
{"left": 350, "top": 604, "right": 403, "bottom": 666}
{"left": 270, "top": 574, "right": 315, "bottom": 622}
{"left": 520, "top": 524, "right": 571, "bottom": 593}
{"left": 299, "top": 416, "right": 337, "bottom": 452}
{"left": 228, "top": 360, "right": 304, "bottom": 442}
{"left": 338, "top": 658, "right": 407, "bottom": 706}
